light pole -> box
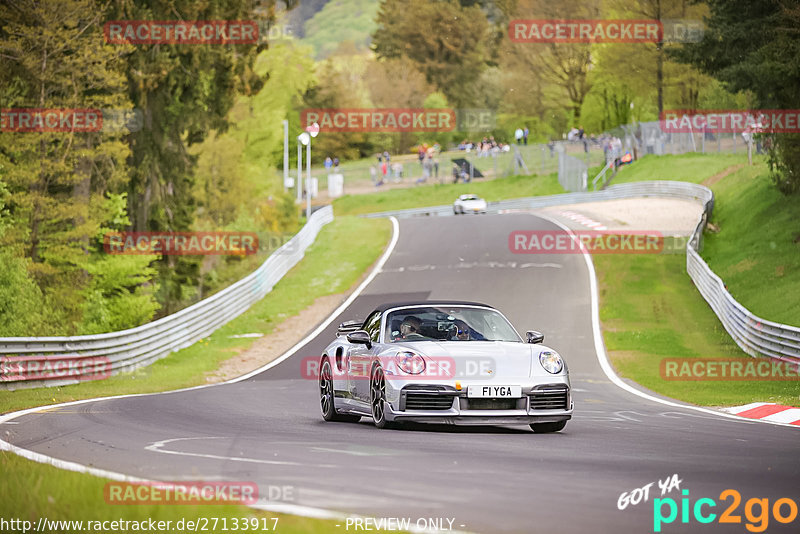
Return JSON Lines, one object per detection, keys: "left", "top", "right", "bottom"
{"left": 296, "top": 135, "right": 305, "bottom": 203}
{"left": 282, "top": 120, "right": 289, "bottom": 191}
{"left": 297, "top": 132, "right": 310, "bottom": 214}
{"left": 304, "top": 123, "right": 319, "bottom": 220}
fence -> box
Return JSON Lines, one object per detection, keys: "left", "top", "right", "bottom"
{"left": 609, "top": 120, "right": 758, "bottom": 157}
{"left": 277, "top": 142, "right": 608, "bottom": 201}
{"left": 362, "top": 181, "right": 800, "bottom": 365}
{"left": 0, "top": 206, "right": 335, "bottom": 390}
{"left": 558, "top": 149, "right": 588, "bottom": 192}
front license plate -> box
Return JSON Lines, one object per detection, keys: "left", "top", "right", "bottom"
{"left": 467, "top": 385, "right": 522, "bottom": 398}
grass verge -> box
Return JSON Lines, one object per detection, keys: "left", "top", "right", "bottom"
{"left": 701, "top": 165, "right": 800, "bottom": 324}
{"left": 595, "top": 154, "right": 800, "bottom": 407}
{"left": 598, "top": 152, "right": 747, "bottom": 185}
{"left": 0, "top": 451, "right": 343, "bottom": 534}
{"left": 0, "top": 215, "right": 391, "bottom": 414}
{"left": 596, "top": 253, "right": 800, "bottom": 407}
{"left": 333, "top": 171, "right": 564, "bottom": 215}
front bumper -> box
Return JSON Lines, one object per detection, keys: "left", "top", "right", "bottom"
{"left": 384, "top": 383, "right": 573, "bottom": 425}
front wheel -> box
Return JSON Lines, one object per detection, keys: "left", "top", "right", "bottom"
{"left": 530, "top": 420, "right": 567, "bottom": 433}
{"left": 320, "top": 358, "right": 360, "bottom": 423}
{"left": 370, "top": 366, "right": 396, "bottom": 429}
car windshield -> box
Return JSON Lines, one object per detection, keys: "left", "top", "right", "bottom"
{"left": 385, "top": 306, "right": 521, "bottom": 343}
{"left": 462, "top": 195, "right": 479, "bottom": 200}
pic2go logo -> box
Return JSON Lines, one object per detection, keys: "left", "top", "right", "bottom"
{"left": 653, "top": 489, "right": 799, "bottom": 532}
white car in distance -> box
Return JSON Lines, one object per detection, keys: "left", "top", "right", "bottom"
{"left": 453, "top": 194, "right": 487, "bottom": 214}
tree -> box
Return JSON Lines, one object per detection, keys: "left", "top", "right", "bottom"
{"left": 673, "top": 0, "right": 800, "bottom": 193}
{"left": 364, "top": 56, "right": 434, "bottom": 153}
{"left": 372, "top": 0, "right": 494, "bottom": 108}
{"left": 0, "top": 0, "right": 148, "bottom": 333}
{"left": 106, "top": 0, "right": 270, "bottom": 313}
{"left": 501, "top": 0, "right": 601, "bottom": 124}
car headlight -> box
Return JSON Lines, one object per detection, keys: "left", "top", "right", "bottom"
{"left": 539, "top": 351, "right": 564, "bottom": 374}
{"left": 395, "top": 351, "right": 426, "bottom": 374}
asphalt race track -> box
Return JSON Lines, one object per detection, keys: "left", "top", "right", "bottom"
{"left": 4, "top": 213, "right": 799, "bottom": 533}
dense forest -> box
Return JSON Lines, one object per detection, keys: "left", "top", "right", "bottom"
{"left": 1, "top": 0, "right": 797, "bottom": 336}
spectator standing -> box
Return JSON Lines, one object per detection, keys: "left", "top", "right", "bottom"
{"left": 514, "top": 127, "right": 524, "bottom": 144}
{"left": 421, "top": 154, "right": 432, "bottom": 182}
{"left": 383, "top": 150, "right": 390, "bottom": 163}
{"left": 567, "top": 127, "right": 579, "bottom": 141}
{"left": 392, "top": 161, "right": 403, "bottom": 182}
{"left": 333, "top": 156, "right": 339, "bottom": 170}
{"left": 324, "top": 156, "right": 332, "bottom": 170}
{"left": 523, "top": 126, "right": 529, "bottom": 145}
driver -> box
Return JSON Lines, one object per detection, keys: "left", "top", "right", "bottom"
{"left": 399, "top": 316, "right": 423, "bottom": 339}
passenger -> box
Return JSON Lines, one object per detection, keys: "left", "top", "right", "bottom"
{"left": 452, "top": 319, "right": 486, "bottom": 341}
{"left": 399, "top": 316, "right": 424, "bottom": 339}
{"left": 453, "top": 320, "right": 471, "bottom": 341}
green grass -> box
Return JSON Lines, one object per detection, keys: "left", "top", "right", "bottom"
{"left": 701, "top": 165, "right": 800, "bottom": 324}
{"left": 0, "top": 452, "right": 342, "bottom": 534}
{"left": 333, "top": 171, "right": 565, "bottom": 215}
{"left": 0, "top": 216, "right": 391, "bottom": 414}
{"left": 594, "top": 153, "right": 800, "bottom": 407}
{"left": 606, "top": 152, "right": 746, "bottom": 184}
{"left": 597, "top": 253, "right": 800, "bottom": 407}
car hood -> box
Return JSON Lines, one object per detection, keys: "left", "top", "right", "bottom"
{"left": 388, "top": 340, "right": 565, "bottom": 378}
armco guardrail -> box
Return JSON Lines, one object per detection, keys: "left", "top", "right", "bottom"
{"left": 0, "top": 206, "right": 335, "bottom": 390}
{"left": 365, "top": 180, "right": 800, "bottom": 364}
{"left": 363, "top": 181, "right": 713, "bottom": 218}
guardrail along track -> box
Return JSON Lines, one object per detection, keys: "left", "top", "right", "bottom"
{"left": 0, "top": 206, "right": 335, "bottom": 389}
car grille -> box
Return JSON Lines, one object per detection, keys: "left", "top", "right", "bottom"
{"left": 529, "top": 386, "right": 569, "bottom": 410}
{"left": 405, "top": 394, "right": 454, "bottom": 411}
{"left": 467, "top": 398, "right": 517, "bottom": 410}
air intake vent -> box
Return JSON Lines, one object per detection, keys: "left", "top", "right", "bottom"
{"left": 529, "top": 387, "right": 568, "bottom": 410}
{"left": 405, "top": 394, "right": 453, "bottom": 411}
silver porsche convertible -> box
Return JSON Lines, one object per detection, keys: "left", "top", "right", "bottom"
{"left": 318, "top": 301, "right": 572, "bottom": 432}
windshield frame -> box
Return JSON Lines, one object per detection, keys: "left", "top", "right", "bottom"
{"left": 380, "top": 304, "right": 523, "bottom": 344}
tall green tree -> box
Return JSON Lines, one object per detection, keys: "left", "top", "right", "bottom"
{"left": 372, "top": 0, "right": 494, "bottom": 108}
{"left": 673, "top": 0, "right": 800, "bottom": 193}
{"left": 0, "top": 0, "right": 155, "bottom": 334}
{"left": 106, "top": 0, "right": 272, "bottom": 313}
{"left": 501, "top": 0, "right": 601, "bottom": 124}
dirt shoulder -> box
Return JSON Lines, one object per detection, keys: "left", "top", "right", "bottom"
{"left": 541, "top": 197, "right": 704, "bottom": 234}
{"left": 204, "top": 241, "right": 385, "bottom": 384}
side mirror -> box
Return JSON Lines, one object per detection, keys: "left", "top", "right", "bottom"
{"left": 526, "top": 330, "right": 544, "bottom": 344}
{"left": 347, "top": 330, "right": 372, "bottom": 349}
